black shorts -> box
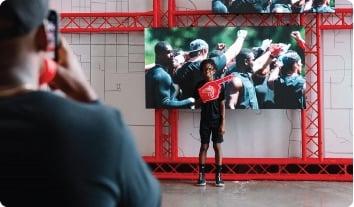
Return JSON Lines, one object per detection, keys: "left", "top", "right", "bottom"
{"left": 199, "top": 119, "right": 223, "bottom": 144}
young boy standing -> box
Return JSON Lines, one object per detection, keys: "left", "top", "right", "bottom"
{"left": 195, "top": 59, "right": 226, "bottom": 187}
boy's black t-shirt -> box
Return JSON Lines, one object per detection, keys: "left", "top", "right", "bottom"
{"left": 195, "top": 80, "right": 225, "bottom": 122}
{"left": 0, "top": 91, "right": 161, "bottom": 207}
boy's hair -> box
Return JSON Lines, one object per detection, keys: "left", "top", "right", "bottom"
{"left": 200, "top": 58, "right": 217, "bottom": 74}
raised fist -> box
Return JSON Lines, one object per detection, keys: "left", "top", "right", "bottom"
{"left": 261, "top": 39, "right": 272, "bottom": 51}
{"left": 216, "top": 43, "right": 226, "bottom": 51}
{"left": 291, "top": 31, "right": 301, "bottom": 39}
{"left": 237, "top": 30, "right": 248, "bottom": 39}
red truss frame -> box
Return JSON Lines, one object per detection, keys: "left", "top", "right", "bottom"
{"left": 59, "top": 0, "right": 353, "bottom": 181}
{"left": 60, "top": 0, "right": 161, "bottom": 32}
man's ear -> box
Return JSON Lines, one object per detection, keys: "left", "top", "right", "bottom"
{"left": 34, "top": 24, "right": 48, "bottom": 52}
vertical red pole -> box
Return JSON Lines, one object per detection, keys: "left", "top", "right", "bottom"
{"left": 301, "top": 110, "right": 307, "bottom": 160}
{"left": 316, "top": 14, "right": 323, "bottom": 161}
{"left": 168, "top": 0, "right": 176, "bottom": 27}
{"left": 153, "top": 0, "right": 162, "bottom": 161}
{"left": 170, "top": 109, "right": 179, "bottom": 160}
{"left": 155, "top": 109, "right": 162, "bottom": 160}
{"left": 153, "top": 0, "right": 161, "bottom": 28}
{"left": 301, "top": 13, "right": 307, "bottom": 161}
{"left": 168, "top": 0, "right": 178, "bottom": 160}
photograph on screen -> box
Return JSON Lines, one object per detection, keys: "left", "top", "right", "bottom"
{"left": 145, "top": 26, "right": 306, "bottom": 109}
{"left": 211, "top": 0, "right": 335, "bottom": 13}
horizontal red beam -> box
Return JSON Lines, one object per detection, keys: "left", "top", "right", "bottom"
{"left": 144, "top": 156, "right": 352, "bottom": 165}
{"left": 60, "top": 11, "right": 153, "bottom": 17}
{"left": 320, "top": 25, "right": 352, "bottom": 30}
{"left": 154, "top": 173, "right": 352, "bottom": 181}
{"left": 61, "top": 27, "right": 144, "bottom": 33}
{"left": 335, "top": 8, "right": 353, "bottom": 13}
{"left": 59, "top": 11, "right": 155, "bottom": 33}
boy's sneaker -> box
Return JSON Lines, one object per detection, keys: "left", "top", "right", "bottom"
{"left": 215, "top": 173, "right": 224, "bottom": 187}
{"left": 196, "top": 173, "right": 206, "bottom": 186}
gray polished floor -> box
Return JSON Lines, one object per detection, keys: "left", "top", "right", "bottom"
{"left": 161, "top": 180, "right": 353, "bottom": 207}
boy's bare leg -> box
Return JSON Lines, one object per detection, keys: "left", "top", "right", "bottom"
{"left": 213, "top": 143, "right": 224, "bottom": 187}
{"left": 197, "top": 144, "right": 209, "bottom": 186}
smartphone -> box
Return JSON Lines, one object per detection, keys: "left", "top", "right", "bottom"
{"left": 39, "top": 10, "right": 59, "bottom": 85}
{"left": 46, "top": 10, "right": 60, "bottom": 61}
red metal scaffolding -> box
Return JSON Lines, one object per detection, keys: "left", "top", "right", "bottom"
{"left": 60, "top": 0, "right": 353, "bottom": 181}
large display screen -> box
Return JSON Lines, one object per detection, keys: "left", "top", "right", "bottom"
{"left": 145, "top": 26, "right": 306, "bottom": 109}
{"left": 211, "top": 0, "right": 335, "bottom": 13}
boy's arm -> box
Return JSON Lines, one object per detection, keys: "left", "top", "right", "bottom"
{"left": 219, "top": 99, "right": 226, "bottom": 135}
{"left": 219, "top": 85, "right": 226, "bottom": 135}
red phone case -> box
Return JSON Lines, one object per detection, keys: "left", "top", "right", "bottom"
{"left": 39, "top": 58, "right": 57, "bottom": 85}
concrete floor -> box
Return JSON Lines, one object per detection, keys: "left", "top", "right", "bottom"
{"left": 161, "top": 180, "right": 353, "bottom": 207}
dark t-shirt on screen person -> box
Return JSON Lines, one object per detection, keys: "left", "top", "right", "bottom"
{"left": 274, "top": 75, "right": 306, "bottom": 109}
{"left": 225, "top": 71, "right": 259, "bottom": 110}
{"left": 174, "top": 55, "right": 227, "bottom": 100}
{"left": 0, "top": 91, "right": 161, "bottom": 207}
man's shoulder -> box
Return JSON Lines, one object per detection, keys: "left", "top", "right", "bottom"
{"left": 175, "top": 61, "right": 199, "bottom": 82}
{"left": 31, "top": 91, "right": 121, "bottom": 125}
{"left": 181, "top": 61, "right": 200, "bottom": 70}
{"left": 147, "top": 65, "right": 168, "bottom": 77}
{"left": 147, "top": 65, "right": 164, "bottom": 74}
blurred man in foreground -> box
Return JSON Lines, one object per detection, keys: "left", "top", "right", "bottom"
{"left": 0, "top": 0, "right": 161, "bottom": 206}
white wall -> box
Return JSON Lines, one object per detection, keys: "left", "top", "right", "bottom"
{"left": 51, "top": 0, "right": 353, "bottom": 158}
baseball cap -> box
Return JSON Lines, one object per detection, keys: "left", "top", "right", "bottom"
{"left": 189, "top": 39, "right": 208, "bottom": 52}
{"left": 0, "top": 0, "right": 49, "bottom": 40}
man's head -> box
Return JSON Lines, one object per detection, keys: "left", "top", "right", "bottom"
{"left": 0, "top": 0, "right": 49, "bottom": 86}
{"left": 154, "top": 41, "right": 174, "bottom": 71}
{"left": 172, "top": 49, "right": 185, "bottom": 74}
{"left": 0, "top": 0, "right": 49, "bottom": 39}
{"left": 313, "top": 0, "right": 328, "bottom": 7}
{"left": 188, "top": 39, "right": 209, "bottom": 60}
{"left": 200, "top": 58, "right": 217, "bottom": 81}
{"left": 235, "top": 48, "right": 255, "bottom": 72}
{"left": 280, "top": 51, "right": 302, "bottom": 75}
{"left": 208, "top": 49, "right": 224, "bottom": 59}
